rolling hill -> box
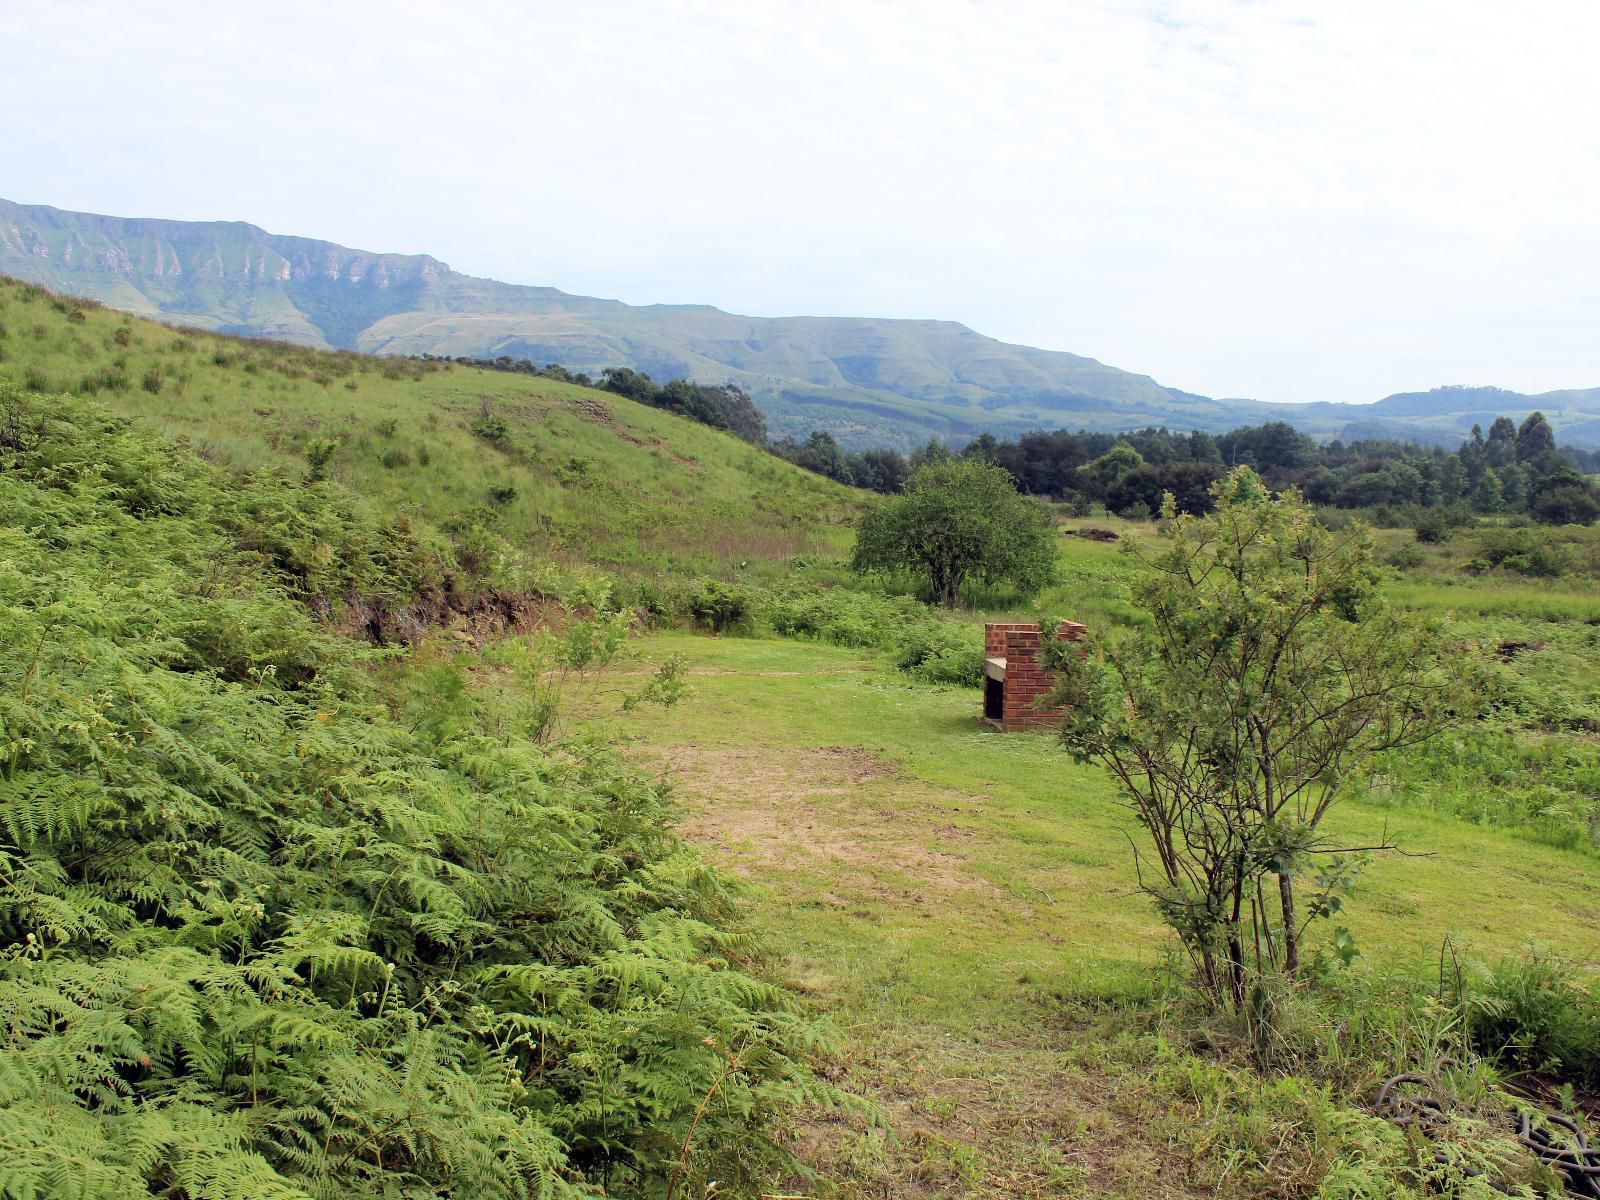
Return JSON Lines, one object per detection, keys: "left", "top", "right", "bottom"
{"left": 0, "top": 274, "right": 860, "bottom": 578}
{"left": 5, "top": 197, "right": 1598, "bottom": 449}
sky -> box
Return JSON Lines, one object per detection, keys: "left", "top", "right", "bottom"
{"left": 3, "top": 0, "right": 1597, "bottom": 404}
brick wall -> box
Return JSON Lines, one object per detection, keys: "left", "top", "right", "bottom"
{"left": 982, "top": 620, "right": 1085, "bottom": 732}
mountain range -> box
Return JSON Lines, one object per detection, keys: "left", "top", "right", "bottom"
{"left": 4, "top": 197, "right": 1598, "bottom": 450}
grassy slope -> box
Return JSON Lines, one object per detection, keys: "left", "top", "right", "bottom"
{"left": 0, "top": 276, "right": 860, "bottom": 574}
{"left": 580, "top": 629, "right": 1600, "bottom": 1197}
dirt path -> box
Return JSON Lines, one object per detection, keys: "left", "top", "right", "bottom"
{"left": 632, "top": 737, "right": 1204, "bottom": 1199}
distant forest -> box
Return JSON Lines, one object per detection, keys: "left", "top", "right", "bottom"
{"left": 420, "top": 354, "right": 1600, "bottom": 527}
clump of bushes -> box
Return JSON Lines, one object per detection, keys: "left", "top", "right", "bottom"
{"left": 1057, "top": 955, "right": 1582, "bottom": 1199}
{"left": 1472, "top": 528, "right": 1575, "bottom": 578}
{"left": 1466, "top": 949, "right": 1600, "bottom": 1085}
{"left": 689, "top": 578, "right": 754, "bottom": 633}
{"left": 758, "top": 587, "right": 984, "bottom": 686}
{"left": 1386, "top": 542, "right": 1427, "bottom": 569}
{"left": 75, "top": 366, "right": 130, "bottom": 395}
{"left": 893, "top": 619, "right": 984, "bottom": 685}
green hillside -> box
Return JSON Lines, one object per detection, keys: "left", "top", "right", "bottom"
{"left": 0, "top": 276, "right": 860, "bottom": 578}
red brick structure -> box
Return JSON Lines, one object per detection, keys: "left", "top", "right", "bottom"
{"left": 980, "top": 620, "right": 1086, "bottom": 732}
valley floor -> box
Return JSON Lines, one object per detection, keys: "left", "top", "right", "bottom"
{"left": 593, "top": 633, "right": 1600, "bottom": 1198}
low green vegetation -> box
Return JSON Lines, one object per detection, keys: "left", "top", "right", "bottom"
{"left": 0, "top": 389, "right": 841, "bottom": 1198}
{"left": 586, "top": 630, "right": 1600, "bottom": 1198}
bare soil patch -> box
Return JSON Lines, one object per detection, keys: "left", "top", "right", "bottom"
{"left": 649, "top": 743, "right": 998, "bottom": 897}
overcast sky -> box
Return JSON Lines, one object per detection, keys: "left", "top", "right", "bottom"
{"left": 4, "top": 1, "right": 1597, "bottom": 403}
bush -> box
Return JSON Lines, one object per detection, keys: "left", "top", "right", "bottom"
{"left": 762, "top": 588, "right": 890, "bottom": 648}
{"left": 303, "top": 437, "right": 338, "bottom": 482}
{"left": 380, "top": 446, "right": 412, "bottom": 469}
{"left": 688, "top": 579, "right": 754, "bottom": 633}
{"left": 470, "top": 412, "right": 510, "bottom": 444}
{"left": 757, "top": 586, "right": 985, "bottom": 686}
{"left": 1473, "top": 528, "right": 1572, "bottom": 578}
{"left": 1413, "top": 509, "right": 1455, "bottom": 544}
{"left": 1467, "top": 950, "right": 1600, "bottom": 1085}
{"left": 614, "top": 576, "right": 687, "bottom": 625}
{"left": 894, "top": 621, "right": 984, "bottom": 685}
{"left": 1386, "top": 543, "right": 1427, "bottom": 569}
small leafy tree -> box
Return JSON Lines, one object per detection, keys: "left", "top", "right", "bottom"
{"left": 303, "top": 436, "right": 338, "bottom": 481}
{"left": 851, "top": 459, "right": 1056, "bottom": 606}
{"left": 1054, "top": 468, "right": 1478, "bottom": 1008}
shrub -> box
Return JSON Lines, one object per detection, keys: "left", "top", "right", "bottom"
{"left": 471, "top": 413, "right": 511, "bottom": 444}
{"left": 1466, "top": 950, "right": 1600, "bottom": 1085}
{"left": 1385, "top": 543, "right": 1427, "bottom": 569}
{"left": 76, "top": 367, "right": 131, "bottom": 396}
{"left": 379, "top": 446, "right": 412, "bottom": 469}
{"left": 688, "top": 579, "right": 754, "bottom": 634}
{"left": 488, "top": 482, "right": 518, "bottom": 505}
{"left": 304, "top": 437, "right": 338, "bottom": 482}
{"left": 1413, "top": 509, "right": 1455, "bottom": 544}
{"left": 140, "top": 367, "right": 163, "bottom": 394}
{"left": 757, "top": 586, "right": 986, "bottom": 686}
{"left": 1473, "top": 529, "right": 1572, "bottom": 578}
{"left": 894, "top": 620, "right": 984, "bottom": 685}
{"left": 762, "top": 588, "right": 887, "bottom": 648}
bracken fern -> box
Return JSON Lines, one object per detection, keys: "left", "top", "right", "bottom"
{"left": 0, "top": 387, "right": 841, "bottom": 1198}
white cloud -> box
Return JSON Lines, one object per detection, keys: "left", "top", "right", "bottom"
{"left": 2, "top": 0, "right": 1596, "bottom": 402}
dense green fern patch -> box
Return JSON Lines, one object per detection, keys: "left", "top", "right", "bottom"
{"left": 0, "top": 388, "right": 836, "bottom": 1198}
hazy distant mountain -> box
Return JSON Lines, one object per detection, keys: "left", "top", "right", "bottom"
{"left": 1259, "top": 385, "right": 1600, "bottom": 450}
{"left": 5, "top": 198, "right": 1598, "bottom": 449}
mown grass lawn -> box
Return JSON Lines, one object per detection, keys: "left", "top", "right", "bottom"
{"left": 588, "top": 631, "right": 1600, "bottom": 1197}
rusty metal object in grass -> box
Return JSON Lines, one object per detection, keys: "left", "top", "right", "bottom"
{"left": 1514, "top": 1110, "right": 1600, "bottom": 1198}
{"left": 1376, "top": 1071, "right": 1600, "bottom": 1197}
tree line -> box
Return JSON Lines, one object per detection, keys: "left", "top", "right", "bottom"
{"left": 787, "top": 415, "right": 1600, "bottom": 526}
{"left": 416, "top": 354, "right": 1598, "bottom": 526}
